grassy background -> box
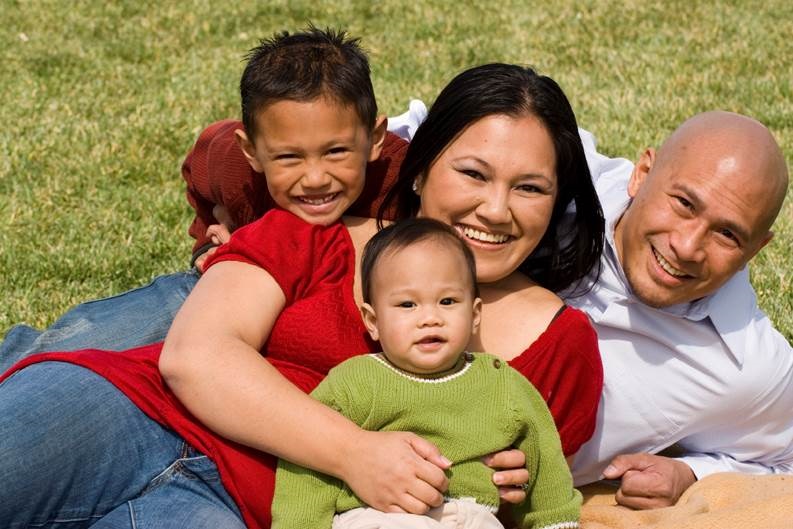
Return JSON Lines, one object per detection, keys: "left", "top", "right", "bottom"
{"left": 1, "top": 0, "right": 791, "bottom": 340}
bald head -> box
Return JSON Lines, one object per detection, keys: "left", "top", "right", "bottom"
{"left": 614, "top": 111, "right": 788, "bottom": 307}
{"left": 656, "top": 111, "right": 788, "bottom": 231}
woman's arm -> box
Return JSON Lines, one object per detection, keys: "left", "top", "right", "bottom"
{"left": 159, "top": 261, "right": 449, "bottom": 513}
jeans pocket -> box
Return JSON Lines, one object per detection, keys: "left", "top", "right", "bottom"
{"left": 178, "top": 452, "right": 221, "bottom": 483}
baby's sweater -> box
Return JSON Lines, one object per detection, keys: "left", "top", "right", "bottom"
{"left": 271, "top": 353, "right": 581, "bottom": 529}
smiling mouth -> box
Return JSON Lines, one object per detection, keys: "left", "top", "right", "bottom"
{"left": 458, "top": 225, "right": 511, "bottom": 244}
{"left": 652, "top": 248, "right": 688, "bottom": 278}
{"left": 297, "top": 193, "right": 339, "bottom": 205}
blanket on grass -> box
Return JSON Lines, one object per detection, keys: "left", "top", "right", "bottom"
{"left": 580, "top": 473, "right": 793, "bottom": 529}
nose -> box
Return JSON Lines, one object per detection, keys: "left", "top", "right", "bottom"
{"left": 475, "top": 186, "right": 511, "bottom": 225}
{"left": 670, "top": 220, "right": 707, "bottom": 263}
{"left": 302, "top": 160, "right": 332, "bottom": 189}
{"left": 418, "top": 306, "right": 443, "bottom": 328}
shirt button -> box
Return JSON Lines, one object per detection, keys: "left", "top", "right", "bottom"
{"left": 493, "top": 359, "right": 501, "bottom": 369}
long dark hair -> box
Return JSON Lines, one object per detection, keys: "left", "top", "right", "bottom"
{"left": 378, "top": 63, "right": 603, "bottom": 293}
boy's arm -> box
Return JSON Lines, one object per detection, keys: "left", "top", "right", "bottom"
{"left": 510, "top": 374, "right": 581, "bottom": 529}
{"left": 181, "top": 119, "right": 270, "bottom": 264}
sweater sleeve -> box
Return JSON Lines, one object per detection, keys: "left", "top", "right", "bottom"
{"left": 270, "top": 366, "right": 358, "bottom": 529}
{"left": 181, "top": 119, "right": 274, "bottom": 259}
{"left": 509, "top": 372, "right": 582, "bottom": 529}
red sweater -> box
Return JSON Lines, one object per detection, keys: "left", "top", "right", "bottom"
{"left": 2, "top": 211, "right": 602, "bottom": 529}
{"left": 181, "top": 119, "right": 407, "bottom": 258}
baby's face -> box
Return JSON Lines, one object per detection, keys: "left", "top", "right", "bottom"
{"left": 362, "top": 240, "right": 481, "bottom": 375}
{"left": 243, "top": 96, "right": 377, "bottom": 226}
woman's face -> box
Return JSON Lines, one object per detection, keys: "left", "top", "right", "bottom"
{"left": 418, "top": 114, "right": 558, "bottom": 284}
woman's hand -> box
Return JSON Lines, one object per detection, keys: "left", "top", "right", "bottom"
{"left": 340, "top": 430, "right": 451, "bottom": 514}
{"left": 484, "top": 448, "right": 529, "bottom": 504}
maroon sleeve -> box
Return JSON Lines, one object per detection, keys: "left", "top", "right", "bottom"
{"left": 181, "top": 119, "right": 274, "bottom": 258}
{"left": 508, "top": 307, "right": 603, "bottom": 456}
{"left": 347, "top": 131, "right": 408, "bottom": 220}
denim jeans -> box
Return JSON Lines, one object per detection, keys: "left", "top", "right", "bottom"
{"left": 0, "top": 270, "right": 199, "bottom": 372}
{"left": 0, "top": 362, "right": 244, "bottom": 529}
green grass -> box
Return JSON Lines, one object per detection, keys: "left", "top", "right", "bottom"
{"left": 1, "top": 0, "right": 791, "bottom": 340}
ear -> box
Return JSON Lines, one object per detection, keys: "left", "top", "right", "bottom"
{"left": 471, "top": 297, "right": 483, "bottom": 334}
{"left": 413, "top": 173, "right": 425, "bottom": 196}
{"left": 234, "top": 128, "right": 265, "bottom": 173}
{"left": 367, "top": 115, "right": 388, "bottom": 162}
{"left": 360, "top": 303, "right": 380, "bottom": 341}
{"left": 748, "top": 230, "right": 774, "bottom": 261}
{"left": 627, "top": 147, "right": 656, "bottom": 198}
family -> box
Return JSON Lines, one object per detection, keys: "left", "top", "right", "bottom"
{"left": 1, "top": 26, "right": 791, "bottom": 529}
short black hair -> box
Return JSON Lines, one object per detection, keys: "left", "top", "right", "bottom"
{"left": 378, "top": 63, "right": 604, "bottom": 294}
{"left": 361, "top": 218, "right": 479, "bottom": 305}
{"left": 240, "top": 26, "right": 377, "bottom": 140}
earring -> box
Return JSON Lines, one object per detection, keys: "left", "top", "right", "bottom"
{"left": 412, "top": 180, "right": 418, "bottom": 193}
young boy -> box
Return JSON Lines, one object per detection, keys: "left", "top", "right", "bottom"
{"left": 271, "top": 218, "right": 581, "bottom": 529}
{"left": 190, "top": 25, "right": 393, "bottom": 268}
{"left": 0, "top": 26, "right": 407, "bottom": 365}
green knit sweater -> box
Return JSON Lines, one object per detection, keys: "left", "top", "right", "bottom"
{"left": 271, "top": 353, "right": 581, "bottom": 529}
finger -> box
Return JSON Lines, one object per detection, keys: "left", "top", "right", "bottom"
{"left": 385, "top": 491, "right": 434, "bottom": 515}
{"left": 406, "top": 475, "right": 445, "bottom": 509}
{"left": 483, "top": 448, "right": 525, "bottom": 470}
{"left": 408, "top": 435, "right": 451, "bottom": 469}
{"left": 498, "top": 485, "right": 527, "bottom": 505}
{"left": 413, "top": 455, "right": 449, "bottom": 494}
{"left": 603, "top": 453, "right": 651, "bottom": 479}
{"left": 615, "top": 487, "right": 669, "bottom": 510}
{"left": 619, "top": 468, "right": 661, "bottom": 498}
{"left": 492, "top": 468, "right": 529, "bottom": 488}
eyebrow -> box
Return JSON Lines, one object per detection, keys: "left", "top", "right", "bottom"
{"left": 677, "top": 183, "right": 751, "bottom": 242}
{"left": 454, "top": 155, "right": 553, "bottom": 181}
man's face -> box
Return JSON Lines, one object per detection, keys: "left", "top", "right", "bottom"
{"left": 614, "top": 148, "right": 773, "bottom": 308}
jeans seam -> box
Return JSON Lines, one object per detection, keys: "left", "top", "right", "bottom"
{"left": 28, "top": 514, "right": 104, "bottom": 527}
{"left": 129, "top": 501, "right": 138, "bottom": 529}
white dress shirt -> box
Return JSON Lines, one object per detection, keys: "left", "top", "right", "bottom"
{"left": 389, "top": 102, "right": 793, "bottom": 485}
{"left": 569, "top": 132, "right": 793, "bottom": 485}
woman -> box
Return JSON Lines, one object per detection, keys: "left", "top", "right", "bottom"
{"left": 0, "top": 64, "right": 603, "bottom": 528}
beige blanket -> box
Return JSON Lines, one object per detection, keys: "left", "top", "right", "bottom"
{"left": 580, "top": 473, "right": 793, "bottom": 529}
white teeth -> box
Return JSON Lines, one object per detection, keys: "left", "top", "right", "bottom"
{"left": 461, "top": 226, "right": 509, "bottom": 244}
{"left": 653, "top": 249, "right": 687, "bottom": 277}
{"left": 299, "top": 194, "right": 336, "bottom": 205}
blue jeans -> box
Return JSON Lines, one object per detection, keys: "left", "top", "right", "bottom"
{"left": 0, "top": 270, "right": 199, "bottom": 372}
{"left": 0, "top": 362, "right": 244, "bottom": 529}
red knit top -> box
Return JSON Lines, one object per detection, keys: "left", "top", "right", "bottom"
{"left": 2, "top": 210, "right": 602, "bottom": 529}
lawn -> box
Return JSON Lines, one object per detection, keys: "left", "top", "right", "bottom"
{"left": 1, "top": 0, "right": 791, "bottom": 340}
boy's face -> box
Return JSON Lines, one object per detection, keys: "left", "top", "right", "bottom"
{"left": 236, "top": 97, "right": 385, "bottom": 226}
{"left": 361, "top": 239, "right": 482, "bottom": 375}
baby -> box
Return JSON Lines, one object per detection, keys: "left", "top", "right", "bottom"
{"left": 272, "top": 218, "right": 581, "bottom": 529}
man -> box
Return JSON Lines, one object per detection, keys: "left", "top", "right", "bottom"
{"left": 569, "top": 111, "right": 792, "bottom": 508}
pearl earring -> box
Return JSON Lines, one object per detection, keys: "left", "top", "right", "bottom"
{"left": 412, "top": 180, "right": 418, "bottom": 193}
